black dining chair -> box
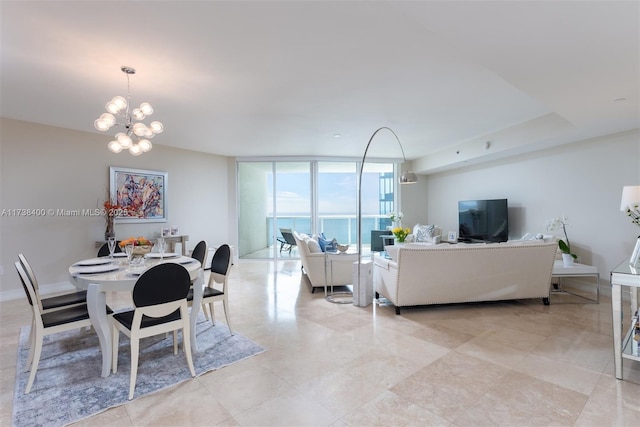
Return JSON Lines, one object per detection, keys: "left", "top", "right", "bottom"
{"left": 18, "top": 253, "right": 87, "bottom": 313}
{"left": 187, "top": 244, "right": 233, "bottom": 334}
{"left": 97, "top": 241, "right": 122, "bottom": 257}
{"left": 111, "top": 263, "right": 196, "bottom": 400}
{"left": 190, "top": 240, "right": 208, "bottom": 268}
{"left": 15, "top": 261, "right": 112, "bottom": 394}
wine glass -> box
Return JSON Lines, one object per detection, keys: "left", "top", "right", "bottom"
{"left": 124, "top": 243, "right": 134, "bottom": 266}
{"left": 107, "top": 237, "right": 116, "bottom": 259}
{"left": 157, "top": 237, "right": 166, "bottom": 261}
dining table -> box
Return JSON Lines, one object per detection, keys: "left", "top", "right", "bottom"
{"left": 68, "top": 252, "right": 204, "bottom": 377}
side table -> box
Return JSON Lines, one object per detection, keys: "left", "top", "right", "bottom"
{"left": 551, "top": 260, "right": 600, "bottom": 303}
{"left": 611, "top": 261, "right": 640, "bottom": 380}
{"left": 324, "top": 251, "right": 359, "bottom": 304}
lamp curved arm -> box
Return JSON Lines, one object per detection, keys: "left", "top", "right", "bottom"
{"left": 357, "top": 127, "right": 415, "bottom": 304}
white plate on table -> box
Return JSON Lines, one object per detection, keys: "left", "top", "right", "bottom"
{"left": 146, "top": 252, "right": 179, "bottom": 259}
{"left": 112, "top": 252, "right": 127, "bottom": 258}
{"left": 74, "top": 264, "right": 120, "bottom": 274}
{"left": 74, "top": 258, "right": 113, "bottom": 267}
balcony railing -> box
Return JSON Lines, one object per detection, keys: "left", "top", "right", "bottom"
{"left": 267, "top": 215, "right": 392, "bottom": 246}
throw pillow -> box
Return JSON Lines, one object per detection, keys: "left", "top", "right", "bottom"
{"left": 324, "top": 237, "right": 337, "bottom": 252}
{"left": 414, "top": 224, "right": 436, "bottom": 242}
{"left": 307, "top": 238, "right": 322, "bottom": 253}
{"left": 318, "top": 233, "right": 328, "bottom": 252}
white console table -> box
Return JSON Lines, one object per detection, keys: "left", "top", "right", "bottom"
{"left": 611, "top": 261, "right": 640, "bottom": 380}
{"left": 162, "top": 234, "right": 189, "bottom": 256}
{"left": 551, "top": 260, "right": 600, "bottom": 303}
{"left": 95, "top": 234, "right": 189, "bottom": 256}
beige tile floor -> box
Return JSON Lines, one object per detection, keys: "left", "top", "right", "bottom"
{"left": 1, "top": 260, "right": 639, "bottom": 426}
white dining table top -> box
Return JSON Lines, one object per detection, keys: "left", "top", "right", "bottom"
{"left": 69, "top": 254, "right": 202, "bottom": 289}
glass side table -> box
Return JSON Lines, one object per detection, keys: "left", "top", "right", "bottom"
{"left": 610, "top": 260, "right": 640, "bottom": 380}
{"left": 324, "top": 251, "right": 359, "bottom": 304}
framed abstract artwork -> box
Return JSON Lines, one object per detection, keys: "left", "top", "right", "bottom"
{"left": 110, "top": 166, "right": 167, "bottom": 223}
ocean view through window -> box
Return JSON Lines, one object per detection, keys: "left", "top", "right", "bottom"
{"left": 237, "top": 160, "right": 396, "bottom": 259}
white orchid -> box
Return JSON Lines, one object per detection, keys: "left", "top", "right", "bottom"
{"left": 546, "top": 215, "right": 577, "bottom": 259}
{"left": 389, "top": 212, "right": 404, "bottom": 222}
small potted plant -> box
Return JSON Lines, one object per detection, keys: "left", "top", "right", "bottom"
{"left": 546, "top": 216, "right": 577, "bottom": 266}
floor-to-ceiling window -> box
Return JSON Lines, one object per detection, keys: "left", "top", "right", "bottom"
{"left": 237, "top": 159, "right": 396, "bottom": 259}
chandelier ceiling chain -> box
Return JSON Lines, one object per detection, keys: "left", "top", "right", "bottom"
{"left": 94, "top": 66, "right": 163, "bottom": 156}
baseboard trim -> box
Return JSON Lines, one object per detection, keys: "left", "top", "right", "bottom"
{"left": 0, "top": 281, "right": 76, "bottom": 302}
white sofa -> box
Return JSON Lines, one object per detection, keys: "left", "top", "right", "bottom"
{"left": 374, "top": 240, "right": 558, "bottom": 314}
{"left": 293, "top": 231, "right": 354, "bottom": 293}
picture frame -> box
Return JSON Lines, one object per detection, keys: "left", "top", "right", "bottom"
{"left": 448, "top": 231, "right": 457, "bottom": 242}
{"left": 110, "top": 166, "right": 167, "bottom": 223}
{"left": 630, "top": 237, "right": 640, "bottom": 266}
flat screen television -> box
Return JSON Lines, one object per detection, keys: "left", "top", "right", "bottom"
{"left": 458, "top": 199, "right": 509, "bottom": 243}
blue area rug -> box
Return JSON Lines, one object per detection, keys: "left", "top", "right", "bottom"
{"left": 12, "top": 315, "right": 265, "bottom": 426}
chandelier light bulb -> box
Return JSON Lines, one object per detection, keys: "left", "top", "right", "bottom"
{"left": 132, "top": 122, "right": 147, "bottom": 136}
{"left": 139, "top": 102, "right": 153, "bottom": 116}
{"left": 112, "top": 96, "right": 127, "bottom": 111}
{"left": 149, "top": 121, "right": 164, "bottom": 134}
{"left": 144, "top": 128, "right": 154, "bottom": 138}
{"left": 138, "top": 139, "right": 152, "bottom": 152}
{"left": 131, "top": 108, "right": 145, "bottom": 120}
{"left": 99, "top": 113, "right": 116, "bottom": 127}
{"left": 129, "top": 144, "right": 143, "bottom": 156}
{"left": 115, "top": 132, "right": 132, "bottom": 148}
{"left": 107, "top": 140, "right": 123, "bottom": 153}
{"left": 94, "top": 119, "right": 110, "bottom": 131}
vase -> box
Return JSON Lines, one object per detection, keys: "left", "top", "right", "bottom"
{"left": 105, "top": 231, "right": 115, "bottom": 241}
{"left": 562, "top": 253, "right": 575, "bottom": 267}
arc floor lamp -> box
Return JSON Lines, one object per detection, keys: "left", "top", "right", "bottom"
{"left": 356, "top": 127, "right": 417, "bottom": 305}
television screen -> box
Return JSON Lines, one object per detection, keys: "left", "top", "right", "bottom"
{"left": 458, "top": 199, "right": 508, "bottom": 243}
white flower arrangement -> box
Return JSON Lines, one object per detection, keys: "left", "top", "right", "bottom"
{"left": 389, "top": 212, "right": 404, "bottom": 223}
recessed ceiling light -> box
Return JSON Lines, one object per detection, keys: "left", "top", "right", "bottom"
{"left": 333, "top": 133, "right": 342, "bottom": 138}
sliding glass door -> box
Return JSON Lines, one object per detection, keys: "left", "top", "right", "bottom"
{"left": 237, "top": 159, "right": 396, "bottom": 259}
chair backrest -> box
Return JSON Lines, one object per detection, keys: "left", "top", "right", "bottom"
{"left": 210, "top": 244, "right": 231, "bottom": 276}
{"left": 133, "top": 263, "right": 191, "bottom": 308}
{"left": 280, "top": 228, "right": 297, "bottom": 246}
{"left": 191, "top": 240, "right": 207, "bottom": 267}
{"left": 97, "top": 241, "right": 122, "bottom": 257}
{"left": 14, "top": 261, "right": 39, "bottom": 312}
{"left": 18, "top": 253, "right": 39, "bottom": 292}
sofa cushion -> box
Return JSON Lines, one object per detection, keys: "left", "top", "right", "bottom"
{"left": 414, "top": 224, "right": 436, "bottom": 242}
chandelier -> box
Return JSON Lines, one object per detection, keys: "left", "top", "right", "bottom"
{"left": 94, "top": 66, "right": 163, "bottom": 156}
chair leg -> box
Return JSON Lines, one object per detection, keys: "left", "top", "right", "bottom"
{"left": 111, "top": 325, "right": 119, "bottom": 374}
{"left": 25, "top": 323, "right": 36, "bottom": 372}
{"left": 181, "top": 310, "right": 196, "bottom": 378}
{"left": 208, "top": 302, "right": 216, "bottom": 326}
{"left": 26, "top": 316, "right": 35, "bottom": 350}
{"left": 201, "top": 302, "right": 210, "bottom": 320}
{"left": 25, "top": 330, "right": 43, "bottom": 394}
{"left": 128, "top": 338, "right": 140, "bottom": 400}
{"left": 173, "top": 330, "right": 178, "bottom": 355}
{"left": 222, "top": 299, "right": 233, "bottom": 335}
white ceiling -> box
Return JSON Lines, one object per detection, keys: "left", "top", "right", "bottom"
{"left": 1, "top": 1, "right": 638, "bottom": 172}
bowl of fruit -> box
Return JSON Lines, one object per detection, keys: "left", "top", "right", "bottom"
{"left": 119, "top": 237, "right": 154, "bottom": 256}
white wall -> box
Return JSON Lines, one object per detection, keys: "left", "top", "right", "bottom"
{"left": 424, "top": 129, "right": 640, "bottom": 285}
{"left": 0, "top": 118, "right": 230, "bottom": 300}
